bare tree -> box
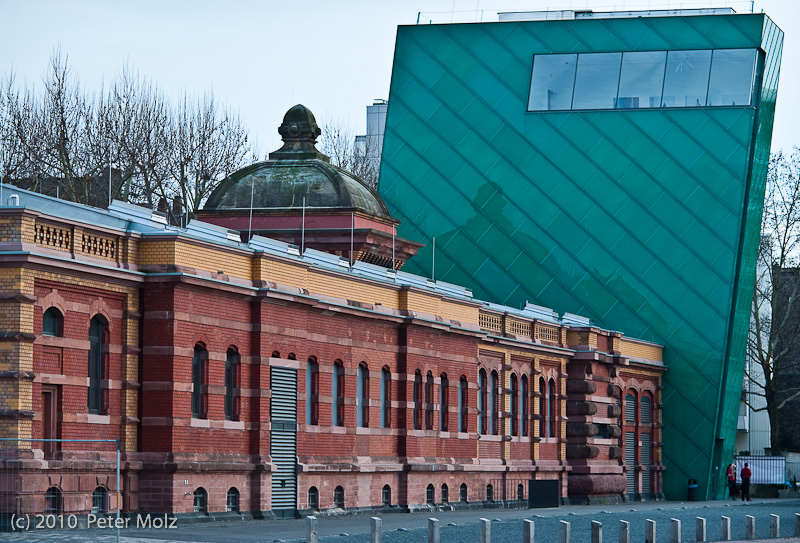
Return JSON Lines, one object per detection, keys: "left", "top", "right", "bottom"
{"left": 319, "top": 118, "right": 380, "bottom": 188}
{"left": 747, "top": 147, "right": 800, "bottom": 451}
{"left": 1, "top": 48, "right": 258, "bottom": 214}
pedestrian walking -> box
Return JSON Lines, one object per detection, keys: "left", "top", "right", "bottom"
{"left": 727, "top": 463, "right": 738, "bottom": 500}
{"left": 741, "top": 462, "right": 752, "bottom": 501}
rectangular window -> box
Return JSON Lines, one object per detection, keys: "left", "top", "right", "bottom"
{"left": 707, "top": 49, "right": 756, "bottom": 106}
{"left": 528, "top": 54, "right": 577, "bottom": 111}
{"left": 192, "top": 347, "right": 207, "bottom": 419}
{"left": 662, "top": 49, "right": 712, "bottom": 107}
{"left": 616, "top": 51, "right": 666, "bottom": 109}
{"left": 572, "top": 52, "right": 622, "bottom": 110}
{"left": 225, "top": 351, "right": 239, "bottom": 421}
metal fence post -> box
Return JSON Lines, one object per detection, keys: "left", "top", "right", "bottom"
{"left": 745, "top": 515, "right": 755, "bottom": 539}
{"left": 696, "top": 517, "right": 706, "bottom": 542}
{"left": 480, "top": 518, "right": 491, "bottom": 543}
{"left": 591, "top": 520, "right": 602, "bottom": 543}
{"left": 523, "top": 518, "right": 534, "bottom": 543}
{"left": 721, "top": 516, "right": 731, "bottom": 541}
{"left": 619, "top": 520, "right": 630, "bottom": 543}
{"left": 795, "top": 513, "right": 800, "bottom": 537}
{"left": 429, "top": 518, "right": 440, "bottom": 543}
{"left": 645, "top": 519, "right": 656, "bottom": 543}
{"left": 371, "top": 517, "right": 382, "bottom": 543}
{"left": 306, "top": 516, "right": 318, "bottom": 543}
{"left": 559, "top": 520, "right": 570, "bottom": 543}
{"left": 770, "top": 514, "right": 779, "bottom": 538}
{"left": 670, "top": 518, "right": 681, "bottom": 543}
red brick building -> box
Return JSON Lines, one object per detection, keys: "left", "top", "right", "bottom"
{"left": 0, "top": 107, "right": 664, "bottom": 521}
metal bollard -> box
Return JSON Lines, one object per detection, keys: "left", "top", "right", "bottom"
{"left": 619, "top": 520, "right": 630, "bottom": 543}
{"left": 428, "top": 518, "right": 440, "bottom": 543}
{"left": 645, "top": 519, "right": 656, "bottom": 543}
{"left": 523, "top": 518, "right": 535, "bottom": 543}
{"left": 745, "top": 515, "right": 755, "bottom": 539}
{"left": 371, "top": 516, "right": 382, "bottom": 543}
{"left": 480, "top": 517, "right": 491, "bottom": 543}
{"left": 770, "top": 514, "right": 780, "bottom": 538}
{"left": 591, "top": 520, "right": 602, "bottom": 543}
{"left": 670, "top": 518, "right": 681, "bottom": 543}
{"left": 696, "top": 517, "right": 706, "bottom": 542}
{"left": 721, "top": 516, "right": 731, "bottom": 541}
{"left": 559, "top": 520, "right": 570, "bottom": 543}
{"left": 796, "top": 513, "right": 800, "bottom": 537}
{"left": 306, "top": 515, "right": 318, "bottom": 543}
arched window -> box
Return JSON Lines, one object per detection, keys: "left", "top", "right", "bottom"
{"left": 332, "top": 361, "right": 345, "bottom": 426}
{"left": 380, "top": 367, "right": 391, "bottom": 428}
{"left": 192, "top": 345, "right": 208, "bottom": 419}
{"left": 460, "top": 483, "right": 468, "bottom": 502}
{"left": 479, "top": 369, "right": 487, "bottom": 434}
{"left": 88, "top": 316, "right": 108, "bottom": 415}
{"left": 425, "top": 371, "right": 434, "bottom": 430}
{"left": 42, "top": 307, "right": 62, "bottom": 337}
{"left": 44, "top": 487, "right": 60, "bottom": 515}
{"left": 548, "top": 379, "right": 557, "bottom": 438}
{"left": 413, "top": 370, "right": 423, "bottom": 430}
{"left": 193, "top": 488, "right": 208, "bottom": 513}
{"left": 486, "top": 484, "right": 494, "bottom": 502}
{"left": 517, "top": 483, "right": 525, "bottom": 501}
{"left": 225, "top": 349, "right": 239, "bottom": 421}
{"left": 641, "top": 395, "right": 652, "bottom": 424}
{"left": 227, "top": 487, "right": 240, "bottom": 512}
{"left": 426, "top": 483, "right": 435, "bottom": 505}
{"left": 510, "top": 374, "right": 518, "bottom": 436}
{"left": 625, "top": 393, "right": 636, "bottom": 424}
{"left": 92, "top": 487, "right": 107, "bottom": 514}
{"left": 521, "top": 375, "right": 529, "bottom": 437}
{"left": 539, "top": 377, "right": 547, "bottom": 438}
{"left": 306, "top": 358, "right": 319, "bottom": 425}
{"left": 382, "top": 484, "right": 392, "bottom": 507}
{"left": 490, "top": 370, "right": 499, "bottom": 435}
{"left": 439, "top": 373, "right": 449, "bottom": 431}
{"left": 458, "top": 376, "right": 468, "bottom": 433}
{"left": 441, "top": 483, "right": 449, "bottom": 503}
{"left": 333, "top": 486, "right": 345, "bottom": 509}
{"left": 308, "top": 487, "right": 319, "bottom": 510}
{"left": 357, "top": 363, "right": 369, "bottom": 427}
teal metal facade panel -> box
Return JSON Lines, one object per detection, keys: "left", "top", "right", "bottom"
{"left": 380, "top": 13, "right": 782, "bottom": 499}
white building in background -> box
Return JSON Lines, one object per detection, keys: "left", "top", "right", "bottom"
{"left": 736, "top": 358, "right": 772, "bottom": 455}
{"left": 355, "top": 99, "right": 387, "bottom": 171}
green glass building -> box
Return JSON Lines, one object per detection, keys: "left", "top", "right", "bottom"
{"left": 379, "top": 9, "right": 782, "bottom": 499}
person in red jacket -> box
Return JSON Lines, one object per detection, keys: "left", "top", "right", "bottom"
{"left": 741, "top": 463, "right": 752, "bottom": 501}
{"left": 727, "top": 463, "right": 738, "bottom": 500}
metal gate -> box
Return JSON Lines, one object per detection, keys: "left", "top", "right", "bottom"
{"left": 270, "top": 366, "right": 298, "bottom": 518}
{"left": 625, "top": 431, "right": 636, "bottom": 494}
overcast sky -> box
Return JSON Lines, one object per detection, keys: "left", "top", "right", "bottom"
{"left": 1, "top": 0, "right": 796, "bottom": 156}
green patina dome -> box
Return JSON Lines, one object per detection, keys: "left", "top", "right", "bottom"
{"left": 204, "top": 105, "right": 390, "bottom": 217}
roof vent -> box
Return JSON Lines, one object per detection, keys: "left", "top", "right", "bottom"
{"left": 7, "top": 194, "right": 19, "bottom": 206}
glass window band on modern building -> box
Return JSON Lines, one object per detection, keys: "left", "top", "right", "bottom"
{"left": 528, "top": 48, "right": 758, "bottom": 111}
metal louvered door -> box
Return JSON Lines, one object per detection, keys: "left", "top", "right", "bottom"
{"left": 641, "top": 433, "right": 651, "bottom": 495}
{"left": 270, "top": 366, "right": 298, "bottom": 518}
{"left": 625, "top": 432, "right": 636, "bottom": 494}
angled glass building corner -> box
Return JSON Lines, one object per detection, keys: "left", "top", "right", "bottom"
{"left": 379, "top": 11, "right": 782, "bottom": 499}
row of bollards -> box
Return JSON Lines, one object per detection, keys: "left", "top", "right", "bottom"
{"left": 306, "top": 512, "right": 800, "bottom": 543}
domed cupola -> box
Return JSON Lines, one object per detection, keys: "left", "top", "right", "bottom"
{"left": 198, "top": 105, "right": 421, "bottom": 269}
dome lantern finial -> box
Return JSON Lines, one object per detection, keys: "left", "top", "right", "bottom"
{"left": 269, "top": 104, "right": 330, "bottom": 162}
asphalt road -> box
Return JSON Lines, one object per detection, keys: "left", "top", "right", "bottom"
{"left": 2, "top": 498, "right": 799, "bottom": 543}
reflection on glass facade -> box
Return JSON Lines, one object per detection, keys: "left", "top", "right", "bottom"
{"left": 708, "top": 49, "right": 757, "bottom": 106}
{"left": 572, "top": 53, "right": 622, "bottom": 109}
{"left": 617, "top": 51, "right": 667, "bottom": 109}
{"left": 528, "top": 54, "right": 577, "bottom": 111}
{"left": 383, "top": 14, "right": 781, "bottom": 502}
{"left": 528, "top": 48, "right": 756, "bottom": 111}
{"left": 662, "top": 49, "right": 712, "bottom": 107}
